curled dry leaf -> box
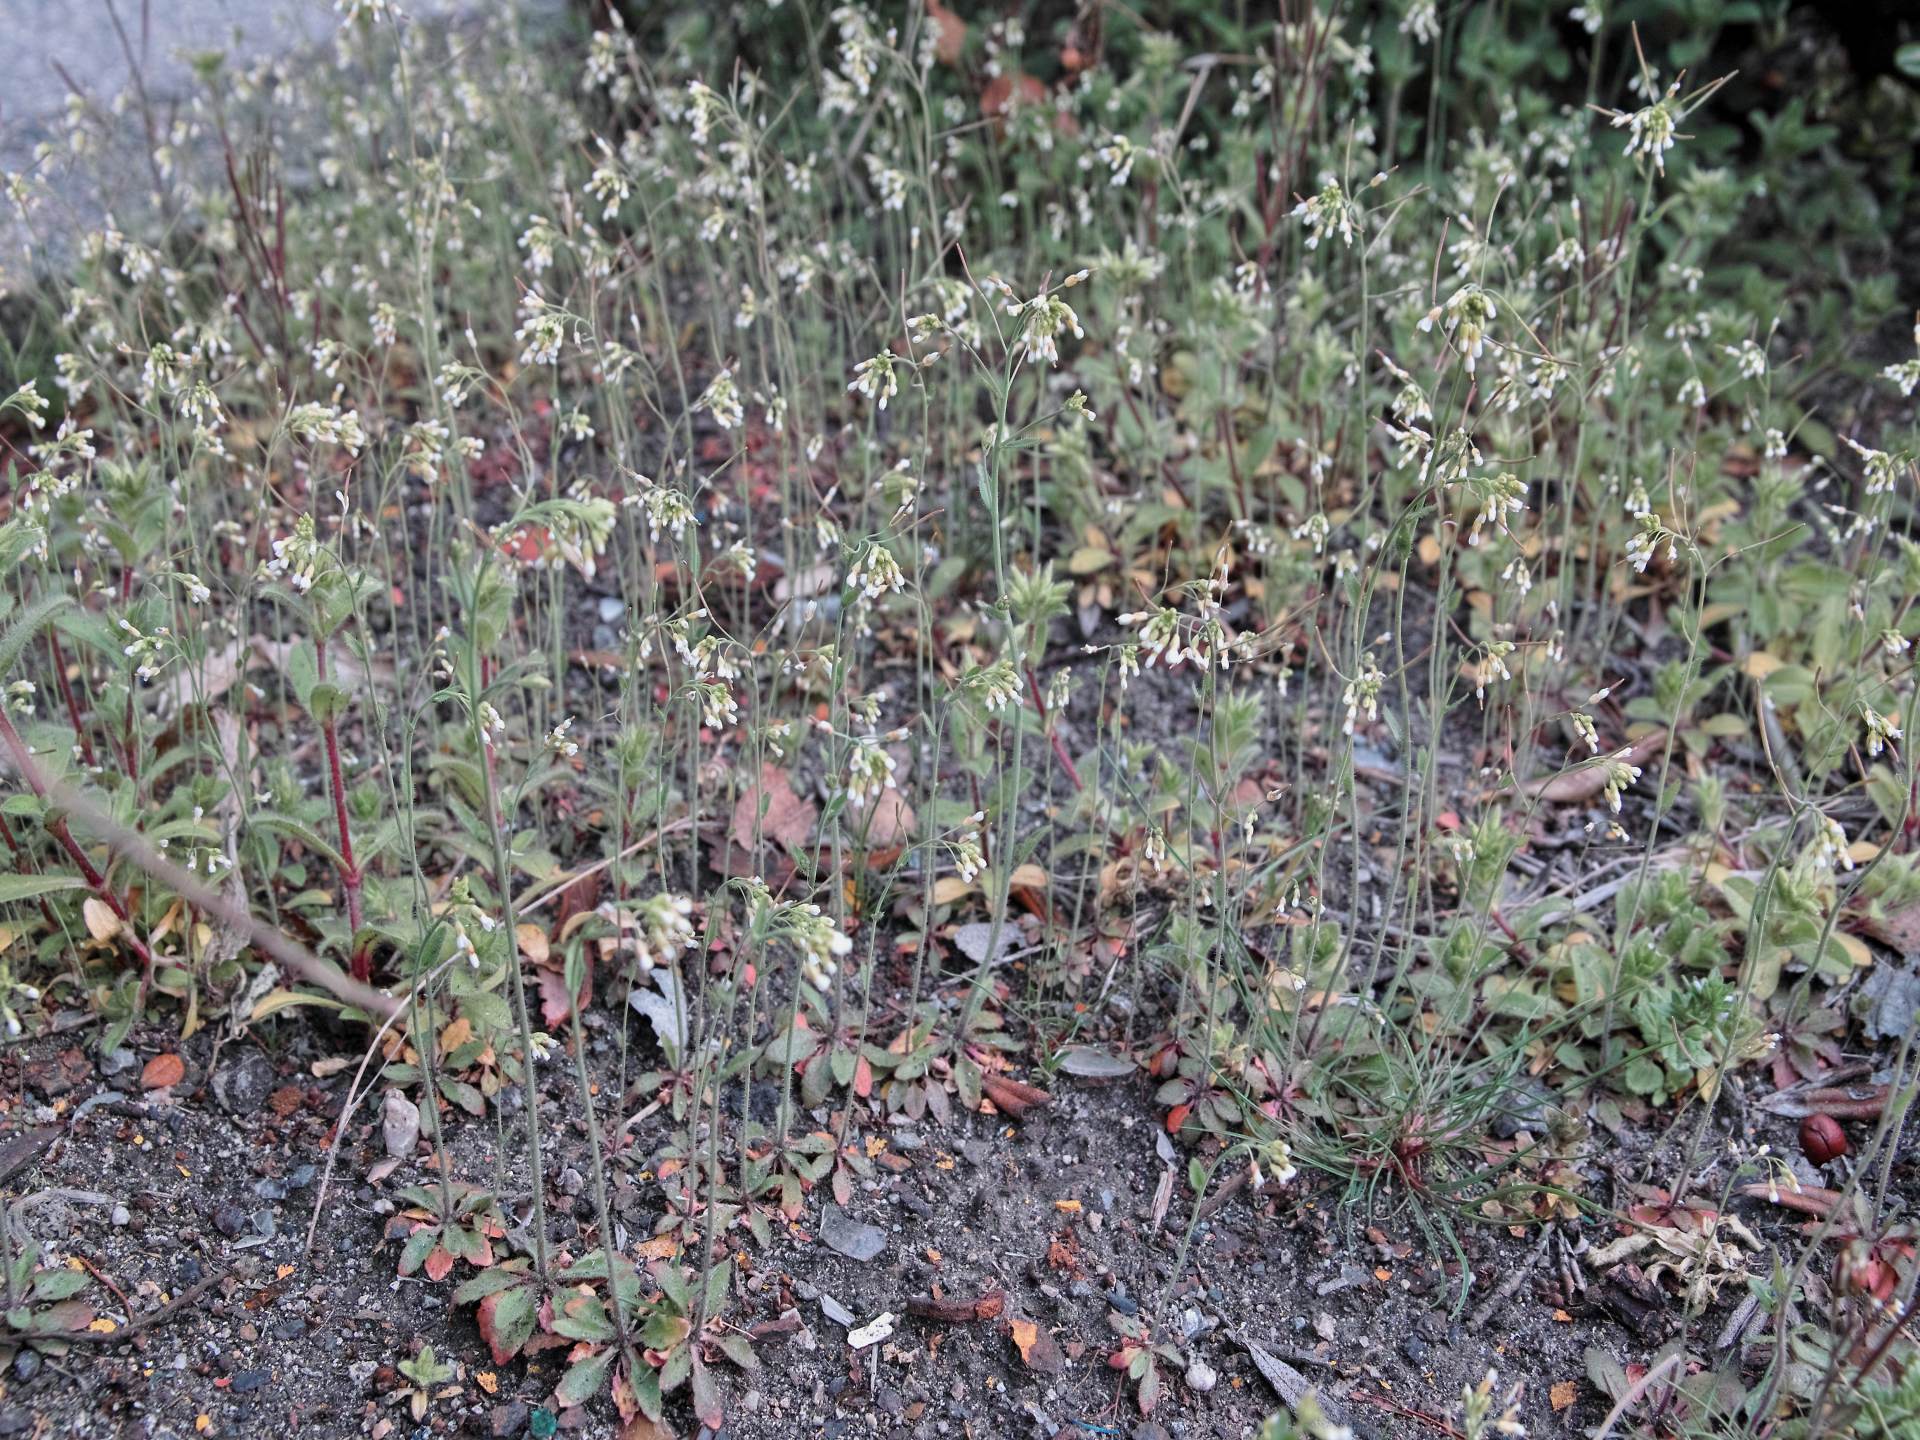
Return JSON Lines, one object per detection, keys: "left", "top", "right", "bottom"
{"left": 905, "top": 1289, "right": 1006, "bottom": 1324}
{"left": 979, "top": 1073, "right": 1051, "bottom": 1118}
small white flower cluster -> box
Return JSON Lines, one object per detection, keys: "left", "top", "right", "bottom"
{"left": 847, "top": 351, "right": 900, "bottom": 409}
{"left": 545, "top": 716, "right": 579, "bottom": 758}
{"left": 1843, "top": 436, "right": 1906, "bottom": 497}
{"left": 1291, "top": 179, "right": 1360, "bottom": 250}
{"left": 1863, "top": 705, "right": 1902, "bottom": 758}
{"left": 1611, "top": 82, "right": 1682, "bottom": 174}
{"left": 846, "top": 540, "right": 906, "bottom": 602}
{"left": 697, "top": 368, "right": 745, "bottom": 430}
{"left": 263, "top": 514, "right": 322, "bottom": 594}
{"left": 984, "top": 270, "right": 1091, "bottom": 367}
{"left": 843, "top": 734, "right": 898, "bottom": 807}
{"left": 1342, "top": 653, "right": 1385, "bottom": 736}
{"left": 1602, "top": 749, "right": 1643, "bottom": 813}
{"left": 1418, "top": 284, "right": 1497, "bottom": 373}
{"left": 117, "top": 618, "right": 173, "bottom": 684}
{"left": 1814, "top": 816, "right": 1855, "bottom": 873}
{"left": 287, "top": 402, "right": 366, "bottom": 455}
{"left": 949, "top": 811, "right": 987, "bottom": 884}
{"left": 630, "top": 893, "right": 696, "bottom": 973}
{"left": 964, "top": 658, "right": 1022, "bottom": 712}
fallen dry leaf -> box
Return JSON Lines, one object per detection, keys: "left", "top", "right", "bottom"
{"left": 1550, "top": 1379, "right": 1577, "bottom": 1412}
{"left": 141, "top": 1053, "right": 185, "bottom": 1090}
{"left": 979, "top": 1073, "right": 1051, "bottom": 1119}
{"left": 83, "top": 897, "right": 122, "bottom": 942}
{"left": 730, "top": 764, "right": 817, "bottom": 850}
{"left": 1524, "top": 730, "right": 1667, "bottom": 804}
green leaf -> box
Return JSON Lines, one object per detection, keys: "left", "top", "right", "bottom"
{"left": 554, "top": 1349, "right": 613, "bottom": 1408}
{"left": 0, "top": 593, "right": 72, "bottom": 679}
{"left": 0, "top": 874, "right": 85, "bottom": 905}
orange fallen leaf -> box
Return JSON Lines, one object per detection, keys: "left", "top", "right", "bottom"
{"left": 1009, "top": 1317, "right": 1039, "bottom": 1364}
{"left": 476, "top": 1370, "right": 499, "bottom": 1395}
{"left": 1054, "top": 1199, "right": 1083, "bottom": 1214}
{"left": 1550, "top": 1380, "right": 1577, "bottom": 1412}
{"left": 141, "top": 1053, "right": 185, "bottom": 1090}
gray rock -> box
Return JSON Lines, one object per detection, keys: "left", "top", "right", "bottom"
{"left": 820, "top": 1292, "right": 856, "bottom": 1327}
{"left": 211, "top": 1049, "right": 277, "bottom": 1115}
{"left": 382, "top": 1089, "right": 421, "bottom": 1159}
{"left": 819, "top": 1204, "right": 886, "bottom": 1262}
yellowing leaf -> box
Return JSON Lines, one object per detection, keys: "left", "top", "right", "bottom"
{"left": 1009, "top": 863, "right": 1048, "bottom": 890}
{"left": 249, "top": 988, "right": 350, "bottom": 1023}
{"left": 933, "top": 876, "right": 975, "bottom": 905}
{"left": 1834, "top": 933, "right": 1873, "bottom": 970}
{"left": 1550, "top": 1380, "right": 1578, "bottom": 1412}
{"left": 88, "top": 1317, "right": 118, "bottom": 1333}
{"left": 1742, "top": 650, "right": 1783, "bottom": 679}
{"left": 475, "top": 1370, "right": 499, "bottom": 1395}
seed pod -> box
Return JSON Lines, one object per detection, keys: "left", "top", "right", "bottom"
{"left": 1799, "top": 1113, "right": 1848, "bottom": 1165}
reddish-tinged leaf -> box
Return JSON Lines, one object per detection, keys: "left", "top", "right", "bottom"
{"left": 424, "top": 1245, "right": 455, "bottom": 1282}
{"left": 478, "top": 1287, "right": 536, "bottom": 1366}
{"left": 1165, "top": 1102, "right": 1193, "bottom": 1134}
{"left": 853, "top": 1055, "right": 873, "bottom": 1098}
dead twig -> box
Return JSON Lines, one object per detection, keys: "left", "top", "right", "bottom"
{"left": 58, "top": 1270, "right": 225, "bottom": 1344}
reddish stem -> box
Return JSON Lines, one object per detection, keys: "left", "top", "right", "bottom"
{"left": 47, "top": 631, "right": 97, "bottom": 769}
{"left": 1024, "top": 666, "right": 1084, "bottom": 792}
{"left": 314, "top": 642, "right": 367, "bottom": 981}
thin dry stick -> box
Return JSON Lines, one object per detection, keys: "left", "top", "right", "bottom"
{"left": 13, "top": 770, "right": 399, "bottom": 1020}
{"left": 304, "top": 954, "right": 459, "bottom": 1259}
{"left": 515, "top": 816, "right": 696, "bottom": 915}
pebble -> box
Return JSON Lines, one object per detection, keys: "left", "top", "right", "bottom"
{"left": 1399, "top": 1335, "right": 1429, "bottom": 1366}
{"left": 597, "top": 596, "right": 624, "bottom": 624}
{"left": 230, "top": 1368, "right": 269, "bottom": 1393}
{"left": 1185, "top": 1357, "right": 1217, "bottom": 1393}
{"left": 211, "top": 1049, "right": 277, "bottom": 1115}
{"left": 11, "top": 1351, "right": 40, "bottom": 1381}
{"left": 110, "top": 1203, "right": 130, "bottom": 1226}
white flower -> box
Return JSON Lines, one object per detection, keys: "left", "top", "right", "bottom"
{"left": 697, "top": 368, "right": 744, "bottom": 430}
{"left": 1610, "top": 82, "right": 1683, "bottom": 174}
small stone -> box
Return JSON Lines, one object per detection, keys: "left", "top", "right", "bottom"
{"left": 847, "top": 1312, "right": 896, "bottom": 1349}
{"left": 491, "top": 1400, "right": 529, "bottom": 1437}
{"left": 819, "top": 1293, "right": 856, "bottom": 1327}
{"left": 110, "top": 1204, "right": 130, "bottom": 1226}
{"left": 230, "top": 1368, "right": 270, "bottom": 1393}
{"left": 382, "top": 1089, "right": 421, "bottom": 1159}
{"left": 1185, "top": 1358, "right": 1217, "bottom": 1393}
{"left": 0, "top": 1409, "right": 30, "bottom": 1437}
{"left": 819, "top": 1204, "right": 887, "bottom": 1262}
{"left": 1399, "top": 1335, "right": 1429, "bottom": 1366}
{"left": 211, "top": 1049, "right": 277, "bottom": 1115}
{"left": 212, "top": 1202, "right": 247, "bottom": 1237}
{"left": 1131, "top": 1423, "right": 1171, "bottom": 1440}
{"left": 597, "top": 596, "right": 624, "bottom": 624}
{"left": 101, "top": 1047, "right": 137, "bottom": 1077}
{"left": 12, "top": 1350, "right": 40, "bottom": 1381}
{"left": 558, "top": 1166, "right": 585, "bottom": 1197}
{"left": 1105, "top": 1289, "right": 1139, "bottom": 1316}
